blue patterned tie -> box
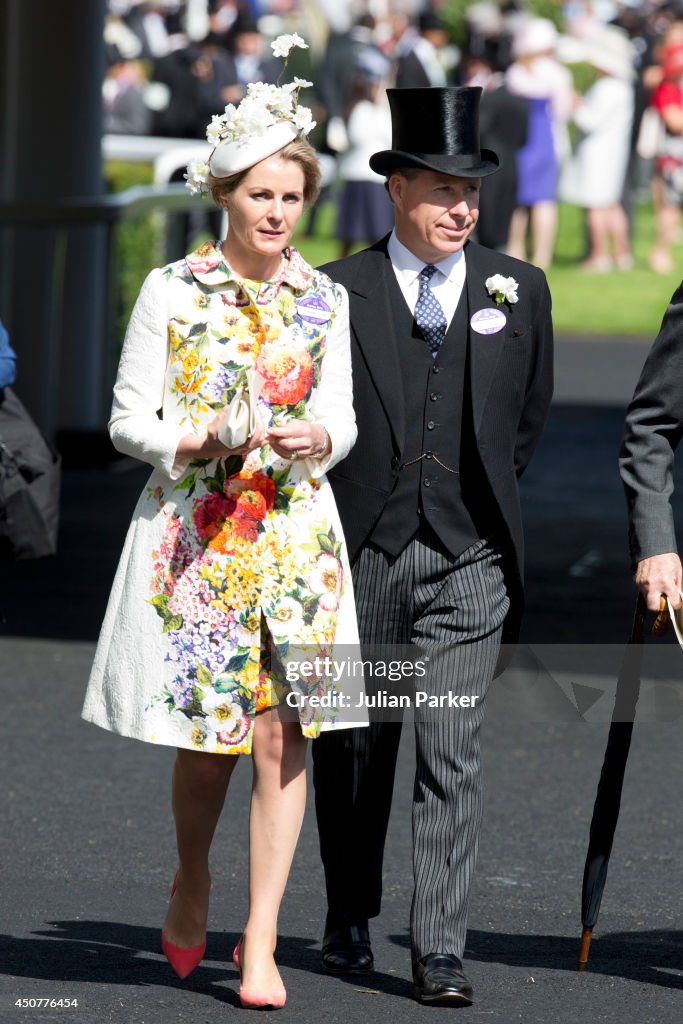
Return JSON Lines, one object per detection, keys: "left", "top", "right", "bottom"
{"left": 414, "top": 264, "right": 447, "bottom": 355}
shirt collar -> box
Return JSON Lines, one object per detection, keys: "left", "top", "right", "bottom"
{"left": 185, "top": 240, "right": 313, "bottom": 296}
{"left": 387, "top": 229, "right": 466, "bottom": 286}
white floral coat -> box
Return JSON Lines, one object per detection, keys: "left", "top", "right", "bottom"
{"left": 82, "top": 243, "right": 366, "bottom": 755}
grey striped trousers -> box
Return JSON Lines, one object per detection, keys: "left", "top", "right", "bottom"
{"left": 312, "top": 522, "right": 509, "bottom": 961}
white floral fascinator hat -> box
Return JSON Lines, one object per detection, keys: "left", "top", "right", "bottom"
{"left": 185, "top": 33, "right": 315, "bottom": 195}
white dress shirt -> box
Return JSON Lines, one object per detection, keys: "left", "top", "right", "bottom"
{"left": 387, "top": 230, "right": 467, "bottom": 329}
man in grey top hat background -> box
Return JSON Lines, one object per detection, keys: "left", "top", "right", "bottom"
{"left": 620, "top": 283, "right": 683, "bottom": 612}
{"left": 312, "top": 86, "right": 554, "bottom": 1006}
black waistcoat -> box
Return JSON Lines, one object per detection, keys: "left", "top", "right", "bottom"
{"left": 369, "top": 266, "right": 499, "bottom": 557}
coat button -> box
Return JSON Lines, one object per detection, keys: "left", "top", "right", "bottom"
{"left": 427, "top": 420, "right": 435, "bottom": 430}
{"left": 423, "top": 478, "right": 431, "bottom": 487}
{"left": 425, "top": 452, "right": 433, "bottom": 459}
{"left": 432, "top": 365, "right": 441, "bottom": 374}
{"left": 391, "top": 455, "right": 399, "bottom": 470}
{"left": 430, "top": 392, "right": 440, "bottom": 401}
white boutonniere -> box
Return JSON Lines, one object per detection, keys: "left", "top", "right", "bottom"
{"left": 485, "top": 275, "right": 519, "bottom": 306}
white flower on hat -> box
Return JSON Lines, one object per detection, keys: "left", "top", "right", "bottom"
{"left": 184, "top": 159, "right": 209, "bottom": 196}
{"left": 486, "top": 274, "right": 519, "bottom": 306}
{"left": 270, "top": 33, "right": 308, "bottom": 59}
{"left": 184, "top": 35, "right": 316, "bottom": 195}
{"left": 289, "top": 77, "right": 314, "bottom": 90}
{"left": 292, "top": 105, "right": 315, "bottom": 133}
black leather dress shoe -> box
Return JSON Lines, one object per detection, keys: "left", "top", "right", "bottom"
{"left": 413, "top": 953, "right": 474, "bottom": 1006}
{"left": 321, "top": 915, "right": 374, "bottom": 974}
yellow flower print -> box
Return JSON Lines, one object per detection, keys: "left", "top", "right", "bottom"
{"left": 182, "top": 352, "right": 199, "bottom": 378}
{"left": 236, "top": 337, "right": 260, "bottom": 360}
{"left": 168, "top": 324, "right": 185, "bottom": 353}
{"left": 190, "top": 722, "right": 208, "bottom": 748}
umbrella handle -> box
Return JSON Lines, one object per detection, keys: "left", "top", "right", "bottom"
{"left": 652, "top": 594, "right": 670, "bottom": 636}
{"left": 577, "top": 926, "right": 592, "bottom": 971}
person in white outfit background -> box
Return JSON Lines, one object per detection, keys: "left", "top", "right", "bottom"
{"left": 560, "top": 26, "right": 636, "bottom": 271}
{"left": 336, "top": 48, "right": 394, "bottom": 257}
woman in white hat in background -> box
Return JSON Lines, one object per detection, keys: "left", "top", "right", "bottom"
{"left": 82, "top": 34, "right": 364, "bottom": 1010}
{"left": 560, "top": 26, "right": 636, "bottom": 271}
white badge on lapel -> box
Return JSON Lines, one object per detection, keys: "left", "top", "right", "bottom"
{"left": 470, "top": 308, "right": 506, "bottom": 335}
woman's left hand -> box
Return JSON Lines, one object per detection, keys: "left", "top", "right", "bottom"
{"left": 267, "top": 422, "right": 329, "bottom": 462}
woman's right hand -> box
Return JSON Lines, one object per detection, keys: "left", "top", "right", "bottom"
{"left": 177, "top": 412, "right": 266, "bottom": 460}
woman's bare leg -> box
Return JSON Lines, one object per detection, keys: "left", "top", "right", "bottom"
{"left": 240, "top": 711, "right": 308, "bottom": 994}
{"left": 584, "top": 207, "right": 610, "bottom": 265}
{"left": 609, "top": 203, "right": 632, "bottom": 265}
{"left": 163, "top": 748, "right": 238, "bottom": 948}
{"left": 506, "top": 206, "right": 529, "bottom": 261}
{"left": 530, "top": 200, "right": 557, "bottom": 268}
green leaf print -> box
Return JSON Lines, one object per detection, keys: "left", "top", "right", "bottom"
{"left": 187, "top": 687, "right": 206, "bottom": 715}
{"left": 174, "top": 473, "right": 196, "bottom": 492}
{"left": 150, "top": 593, "right": 170, "bottom": 613}
{"left": 223, "top": 454, "right": 244, "bottom": 478}
{"left": 213, "top": 674, "right": 234, "bottom": 694}
{"left": 149, "top": 593, "right": 183, "bottom": 633}
{"left": 196, "top": 663, "right": 213, "bottom": 688}
{"left": 188, "top": 322, "right": 208, "bottom": 337}
{"left": 274, "top": 491, "right": 290, "bottom": 512}
{"left": 225, "top": 651, "right": 250, "bottom": 674}
{"left": 302, "top": 594, "right": 320, "bottom": 626}
{"left": 272, "top": 468, "right": 291, "bottom": 489}
{"left": 317, "top": 533, "right": 335, "bottom": 554}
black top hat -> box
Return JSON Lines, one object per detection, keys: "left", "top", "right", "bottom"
{"left": 369, "top": 87, "right": 499, "bottom": 178}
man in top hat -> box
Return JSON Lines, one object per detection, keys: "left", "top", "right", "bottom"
{"left": 312, "top": 86, "right": 553, "bottom": 1006}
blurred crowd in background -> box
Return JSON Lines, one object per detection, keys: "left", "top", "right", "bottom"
{"left": 103, "top": 1, "right": 683, "bottom": 272}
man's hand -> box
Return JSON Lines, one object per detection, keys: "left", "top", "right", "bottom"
{"left": 634, "top": 552, "right": 683, "bottom": 610}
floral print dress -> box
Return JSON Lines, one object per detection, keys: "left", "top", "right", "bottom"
{"left": 83, "top": 242, "right": 365, "bottom": 755}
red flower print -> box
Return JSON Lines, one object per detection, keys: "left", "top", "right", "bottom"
{"left": 186, "top": 243, "right": 221, "bottom": 277}
{"left": 225, "top": 472, "right": 276, "bottom": 511}
{"left": 254, "top": 336, "right": 314, "bottom": 406}
{"left": 193, "top": 492, "right": 237, "bottom": 542}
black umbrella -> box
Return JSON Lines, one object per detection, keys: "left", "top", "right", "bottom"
{"left": 576, "top": 593, "right": 668, "bottom": 970}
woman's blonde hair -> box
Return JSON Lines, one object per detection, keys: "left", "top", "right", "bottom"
{"left": 207, "top": 137, "right": 321, "bottom": 208}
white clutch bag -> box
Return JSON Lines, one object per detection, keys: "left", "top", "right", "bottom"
{"left": 217, "top": 370, "right": 263, "bottom": 449}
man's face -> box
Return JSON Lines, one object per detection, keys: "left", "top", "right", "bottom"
{"left": 388, "top": 170, "right": 481, "bottom": 263}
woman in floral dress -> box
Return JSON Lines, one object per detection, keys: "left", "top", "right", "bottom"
{"left": 83, "top": 39, "right": 364, "bottom": 1009}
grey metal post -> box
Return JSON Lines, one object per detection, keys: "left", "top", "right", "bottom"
{"left": 0, "top": 0, "right": 108, "bottom": 437}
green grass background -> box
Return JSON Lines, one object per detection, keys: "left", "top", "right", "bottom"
{"left": 107, "top": 162, "right": 682, "bottom": 342}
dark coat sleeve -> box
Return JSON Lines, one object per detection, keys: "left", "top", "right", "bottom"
{"left": 619, "top": 281, "right": 683, "bottom": 565}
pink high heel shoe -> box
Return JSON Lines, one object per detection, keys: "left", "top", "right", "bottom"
{"left": 161, "top": 873, "right": 206, "bottom": 980}
{"left": 233, "top": 935, "right": 287, "bottom": 1010}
